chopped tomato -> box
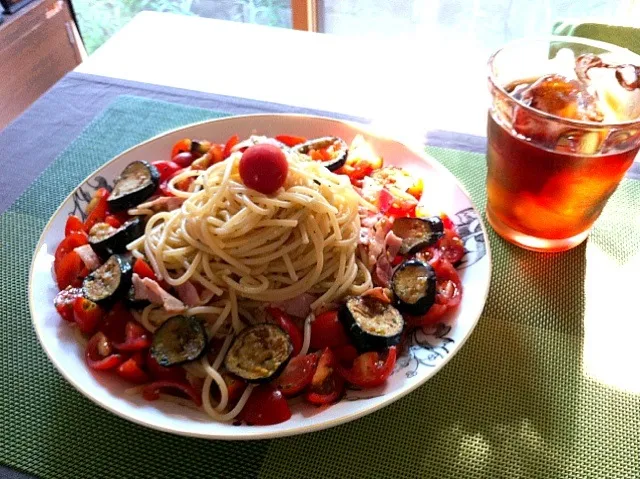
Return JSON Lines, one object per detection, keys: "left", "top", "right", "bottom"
{"left": 337, "top": 347, "right": 397, "bottom": 389}
{"left": 133, "top": 258, "right": 157, "bottom": 281}
{"left": 239, "top": 384, "right": 291, "bottom": 425}
{"left": 54, "top": 286, "right": 83, "bottom": 322}
{"left": 113, "top": 321, "right": 151, "bottom": 351}
{"left": 73, "top": 296, "right": 105, "bottom": 335}
{"left": 171, "top": 138, "right": 192, "bottom": 159}
{"left": 274, "top": 353, "right": 318, "bottom": 397}
{"left": 239, "top": 144, "right": 288, "bottom": 195}
{"left": 146, "top": 351, "right": 186, "bottom": 382}
{"left": 223, "top": 134, "right": 240, "bottom": 159}
{"left": 440, "top": 214, "right": 455, "bottom": 231}
{"left": 310, "top": 310, "right": 350, "bottom": 350}
{"left": 64, "top": 215, "right": 85, "bottom": 236}
{"left": 266, "top": 307, "right": 303, "bottom": 356}
{"left": 104, "top": 215, "right": 122, "bottom": 229}
{"left": 54, "top": 232, "right": 88, "bottom": 265}
{"left": 361, "top": 287, "right": 392, "bottom": 304}
{"left": 275, "top": 135, "right": 306, "bottom": 147}
{"left": 116, "top": 352, "right": 150, "bottom": 384}
{"left": 378, "top": 188, "right": 417, "bottom": 219}
{"left": 55, "top": 251, "right": 88, "bottom": 289}
{"left": 152, "top": 160, "right": 182, "bottom": 183}
{"left": 84, "top": 188, "right": 110, "bottom": 231}
{"left": 305, "top": 348, "right": 344, "bottom": 405}
{"left": 142, "top": 380, "right": 202, "bottom": 406}
{"left": 208, "top": 144, "right": 225, "bottom": 164}
{"left": 85, "top": 332, "right": 123, "bottom": 370}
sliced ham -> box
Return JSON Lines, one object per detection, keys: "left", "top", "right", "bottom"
{"left": 73, "top": 244, "right": 101, "bottom": 271}
{"left": 131, "top": 196, "right": 185, "bottom": 214}
{"left": 384, "top": 230, "right": 403, "bottom": 259}
{"left": 132, "top": 273, "right": 186, "bottom": 314}
{"left": 373, "top": 253, "right": 393, "bottom": 288}
{"left": 175, "top": 281, "right": 201, "bottom": 308}
{"left": 271, "top": 293, "right": 316, "bottom": 318}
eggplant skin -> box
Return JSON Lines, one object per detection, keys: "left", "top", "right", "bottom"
{"left": 82, "top": 254, "right": 132, "bottom": 307}
{"left": 293, "top": 136, "right": 348, "bottom": 172}
{"left": 107, "top": 161, "right": 160, "bottom": 212}
{"left": 339, "top": 297, "right": 404, "bottom": 352}
{"left": 224, "top": 324, "right": 293, "bottom": 383}
{"left": 89, "top": 217, "right": 144, "bottom": 259}
{"left": 150, "top": 315, "right": 208, "bottom": 367}
{"left": 391, "top": 259, "right": 436, "bottom": 316}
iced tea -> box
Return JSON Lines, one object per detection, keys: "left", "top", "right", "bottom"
{"left": 486, "top": 38, "right": 640, "bottom": 252}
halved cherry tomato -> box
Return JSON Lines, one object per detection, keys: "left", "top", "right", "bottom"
{"left": 171, "top": 138, "right": 192, "bottom": 159}
{"left": 223, "top": 134, "right": 240, "bottom": 159}
{"left": 172, "top": 151, "right": 195, "bottom": 168}
{"left": 275, "top": 135, "right": 306, "bottom": 147}
{"left": 305, "top": 348, "right": 344, "bottom": 405}
{"left": 208, "top": 144, "right": 225, "bottom": 164}
{"left": 266, "top": 307, "right": 303, "bottom": 356}
{"left": 223, "top": 372, "right": 247, "bottom": 405}
{"left": 55, "top": 251, "right": 88, "bottom": 289}
{"left": 104, "top": 215, "right": 122, "bottom": 229}
{"left": 64, "top": 215, "right": 85, "bottom": 236}
{"left": 437, "top": 228, "right": 465, "bottom": 264}
{"left": 142, "top": 380, "right": 202, "bottom": 406}
{"left": 310, "top": 310, "right": 349, "bottom": 350}
{"left": 73, "top": 296, "right": 105, "bottom": 335}
{"left": 239, "top": 144, "right": 288, "bottom": 195}
{"left": 337, "top": 347, "right": 397, "bottom": 389}
{"left": 113, "top": 321, "right": 151, "bottom": 351}
{"left": 54, "top": 232, "right": 88, "bottom": 265}
{"left": 100, "top": 302, "right": 131, "bottom": 344}
{"left": 85, "top": 332, "right": 123, "bottom": 370}
{"left": 152, "top": 160, "right": 182, "bottom": 183}
{"left": 406, "top": 259, "right": 462, "bottom": 327}
{"left": 146, "top": 351, "right": 186, "bottom": 382}
{"left": 274, "top": 353, "right": 318, "bottom": 397}
{"left": 54, "top": 286, "right": 83, "bottom": 322}
{"left": 84, "top": 188, "right": 110, "bottom": 231}
{"left": 133, "top": 258, "right": 157, "bottom": 281}
{"left": 333, "top": 344, "right": 359, "bottom": 366}
{"left": 239, "top": 384, "right": 291, "bottom": 425}
{"left": 116, "top": 351, "right": 150, "bottom": 384}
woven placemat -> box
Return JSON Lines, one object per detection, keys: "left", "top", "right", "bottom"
{"left": 1, "top": 96, "right": 639, "bottom": 479}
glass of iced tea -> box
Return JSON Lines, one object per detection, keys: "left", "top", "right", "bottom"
{"left": 487, "top": 37, "right": 640, "bottom": 252}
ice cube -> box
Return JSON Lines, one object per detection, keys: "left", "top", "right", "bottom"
{"left": 520, "top": 74, "right": 604, "bottom": 121}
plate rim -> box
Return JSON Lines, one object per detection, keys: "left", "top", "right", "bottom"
{"left": 28, "top": 113, "right": 492, "bottom": 440}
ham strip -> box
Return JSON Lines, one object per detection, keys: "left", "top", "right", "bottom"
{"left": 73, "top": 244, "right": 101, "bottom": 271}
{"left": 132, "top": 273, "right": 186, "bottom": 313}
{"left": 271, "top": 293, "right": 316, "bottom": 318}
{"left": 384, "top": 230, "right": 403, "bottom": 259}
{"left": 175, "top": 281, "right": 201, "bottom": 308}
{"left": 131, "top": 196, "right": 185, "bottom": 213}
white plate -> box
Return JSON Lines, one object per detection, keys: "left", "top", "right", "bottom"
{"left": 29, "top": 114, "right": 491, "bottom": 440}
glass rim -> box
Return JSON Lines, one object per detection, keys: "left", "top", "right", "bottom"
{"left": 488, "top": 35, "right": 640, "bottom": 129}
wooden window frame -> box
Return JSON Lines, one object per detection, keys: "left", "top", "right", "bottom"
{"left": 291, "top": 0, "right": 318, "bottom": 32}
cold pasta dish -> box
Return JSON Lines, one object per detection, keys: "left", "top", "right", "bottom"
{"left": 52, "top": 133, "right": 465, "bottom": 425}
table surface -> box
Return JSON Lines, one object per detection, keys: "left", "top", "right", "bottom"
{"left": 76, "top": 11, "right": 490, "bottom": 139}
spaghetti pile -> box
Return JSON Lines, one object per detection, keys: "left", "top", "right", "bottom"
{"left": 127, "top": 149, "right": 373, "bottom": 419}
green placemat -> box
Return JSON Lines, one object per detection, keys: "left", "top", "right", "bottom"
{"left": 2, "top": 96, "right": 639, "bottom": 479}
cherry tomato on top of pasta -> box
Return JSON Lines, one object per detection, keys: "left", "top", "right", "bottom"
{"left": 239, "top": 144, "right": 288, "bottom": 195}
